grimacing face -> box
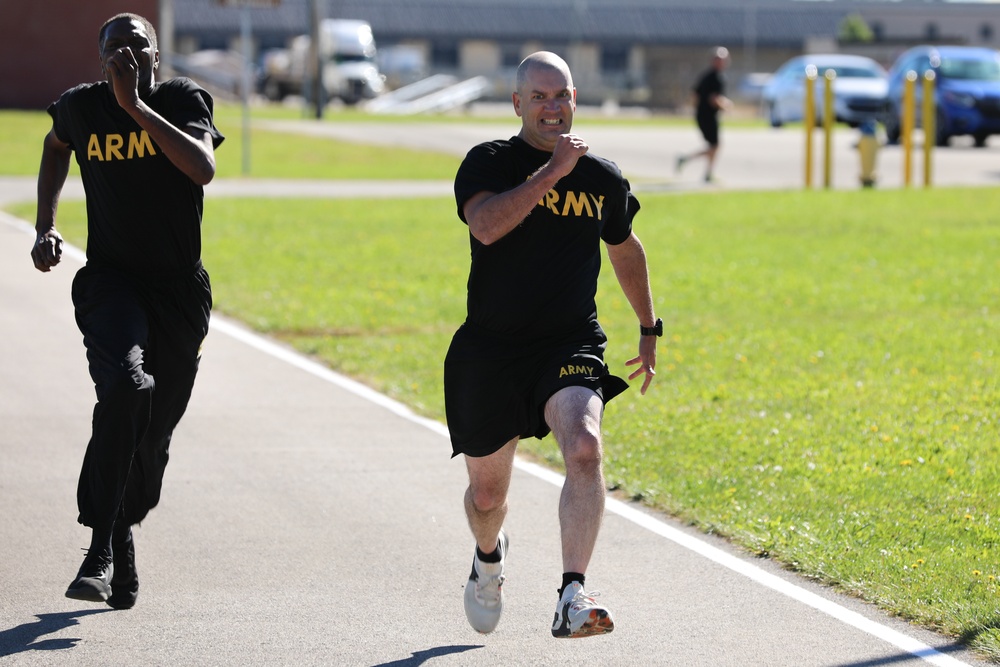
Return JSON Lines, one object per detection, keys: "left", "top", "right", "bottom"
{"left": 514, "top": 62, "right": 577, "bottom": 152}
{"left": 100, "top": 18, "right": 159, "bottom": 96}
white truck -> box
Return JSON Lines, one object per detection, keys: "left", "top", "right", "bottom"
{"left": 259, "top": 19, "right": 385, "bottom": 105}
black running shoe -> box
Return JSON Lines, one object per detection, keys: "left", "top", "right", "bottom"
{"left": 65, "top": 548, "right": 114, "bottom": 602}
{"left": 107, "top": 529, "right": 139, "bottom": 609}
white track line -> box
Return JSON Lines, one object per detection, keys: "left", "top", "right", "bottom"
{"left": 5, "top": 212, "right": 971, "bottom": 667}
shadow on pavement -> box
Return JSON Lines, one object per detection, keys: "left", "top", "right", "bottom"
{"left": 828, "top": 643, "right": 966, "bottom": 667}
{"left": 372, "top": 644, "right": 484, "bottom": 666}
{"left": 828, "top": 620, "right": 1000, "bottom": 667}
{"left": 0, "top": 609, "right": 113, "bottom": 657}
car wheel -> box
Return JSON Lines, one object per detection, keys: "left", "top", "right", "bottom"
{"left": 768, "top": 102, "right": 783, "bottom": 128}
{"left": 932, "top": 108, "right": 951, "bottom": 147}
{"left": 973, "top": 132, "right": 989, "bottom": 148}
{"left": 884, "top": 112, "right": 900, "bottom": 145}
{"left": 262, "top": 77, "right": 282, "bottom": 101}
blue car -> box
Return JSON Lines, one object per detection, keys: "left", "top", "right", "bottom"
{"left": 885, "top": 45, "right": 1000, "bottom": 147}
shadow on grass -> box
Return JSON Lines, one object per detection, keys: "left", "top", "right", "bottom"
{"left": 0, "top": 609, "right": 112, "bottom": 657}
{"left": 372, "top": 644, "right": 483, "bottom": 666}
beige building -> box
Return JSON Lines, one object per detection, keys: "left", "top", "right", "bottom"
{"left": 6, "top": 0, "right": 997, "bottom": 110}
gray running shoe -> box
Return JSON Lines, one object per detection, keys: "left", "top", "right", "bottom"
{"left": 463, "top": 530, "right": 508, "bottom": 634}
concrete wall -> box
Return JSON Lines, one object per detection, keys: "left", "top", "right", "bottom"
{"left": 646, "top": 45, "right": 800, "bottom": 111}
{"left": 1, "top": 0, "right": 159, "bottom": 109}
{"left": 460, "top": 40, "right": 501, "bottom": 75}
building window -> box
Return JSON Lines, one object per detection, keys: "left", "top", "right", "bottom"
{"left": 601, "top": 44, "right": 629, "bottom": 73}
{"left": 431, "top": 42, "right": 459, "bottom": 68}
{"left": 500, "top": 43, "right": 522, "bottom": 69}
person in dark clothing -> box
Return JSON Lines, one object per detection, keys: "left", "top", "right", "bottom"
{"left": 31, "top": 12, "right": 224, "bottom": 609}
{"left": 676, "top": 46, "right": 732, "bottom": 183}
{"left": 445, "top": 51, "right": 660, "bottom": 639}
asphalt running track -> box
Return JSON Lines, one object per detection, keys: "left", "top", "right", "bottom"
{"left": 1, "top": 120, "right": 997, "bottom": 665}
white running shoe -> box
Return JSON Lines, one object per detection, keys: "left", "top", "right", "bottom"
{"left": 551, "top": 581, "right": 615, "bottom": 638}
{"left": 463, "top": 530, "right": 508, "bottom": 634}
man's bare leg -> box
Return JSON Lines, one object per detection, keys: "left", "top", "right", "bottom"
{"left": 545, "top": 386, "right": 606, "bottom": 574}
{"left": 545, "top": 385, "right": 615, "bottom": 637}
{"left": 464, "top": 437, "right": 518, "bottom": 555}
{"left": 463, "top": 438, "right": 518, "bottom": 634}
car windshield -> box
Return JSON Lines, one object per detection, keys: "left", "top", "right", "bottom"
{"left": 939, "top": 57, "right": 1000, "bottom": 81}
{"left": 812, "top": 65, "right": 880, "bottom": 78}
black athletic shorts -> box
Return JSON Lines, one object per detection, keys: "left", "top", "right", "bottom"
{"left": 697, "top": 113, "right": 720, "bottom": 147}
{"left": 443, "top": 320, "right": 629, "bottom": 458}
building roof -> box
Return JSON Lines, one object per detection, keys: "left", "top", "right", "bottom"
{"left": 172, "top": 0, "right": 1000, "bottom": 52}
{"left": 171, "top": 0, "right": 854, "bottom": 48}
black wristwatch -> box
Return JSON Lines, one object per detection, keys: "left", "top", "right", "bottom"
{"left": 640, "top": 318, "right": 663, "bottom": 337}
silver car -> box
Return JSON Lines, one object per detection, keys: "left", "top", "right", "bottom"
{"left": 763, "top": 54, "right": 889, "bottom": 127}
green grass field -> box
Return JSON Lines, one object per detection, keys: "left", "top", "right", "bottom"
{"left": 0, "top": 103, "right": 757, "bottom": 178}
{"left": 4, "top": 106, "right": 999, "bottom": 660}
{"left": 0, "top": 107, "right": 461, "bottom": 179}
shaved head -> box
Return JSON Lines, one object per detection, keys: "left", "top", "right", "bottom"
{"left": 516, "top": 51, "right": 574, "bottom": 94}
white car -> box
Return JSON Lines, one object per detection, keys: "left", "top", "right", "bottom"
{"left": 763, "top": 54, "right": 889, "bottom": 127}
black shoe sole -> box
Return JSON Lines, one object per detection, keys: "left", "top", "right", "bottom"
{"left": 106, "top": 591, "right": 138, "bottom": 609}
{"left": 66, "top": 582, "right": 111, "bottom": 603}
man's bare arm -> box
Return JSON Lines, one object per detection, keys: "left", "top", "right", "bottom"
{"left": 464, "top": 134, "right": 587, "bottom": 245}
{"left": 107, "top": 48, "right": 217, "bottom": 185}
{"left": 32, "top": 130, "right": 71, "bottom": 272}
{"left": 607, "top": 232, "right": 659, "bottom": 394}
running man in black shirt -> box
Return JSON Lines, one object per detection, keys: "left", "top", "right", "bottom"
{"left": 445, "top": 51, "right": 659, "bottom": 638}
{"left": 676, "top": 46, "right": 732, "bottom": 183}
{"left": 31, "top": 13, "right": 223, "bottom": 609}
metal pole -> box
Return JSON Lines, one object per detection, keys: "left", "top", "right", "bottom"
{"left": 823, "top": 69, "right": 835, "bottom": 189}
{"left": 241, "top": 5, "right": 252, "bottom": 175}
{"left": 743, "top": 5, "right": 757, "bottom": 77}
{"left": 310, "top": 0, "right": 324, "bottom": 119}
{"left": 158, "top": 0, "right": 175, "bottom": 78}
{"left": 923, "top": 70, "right": 936, "bottom": 188}
{"left": 902, "top": 71, "right": 916, "bottom": 188}
{"left": 804, "top": 67, "right": 816, "bottom": 189}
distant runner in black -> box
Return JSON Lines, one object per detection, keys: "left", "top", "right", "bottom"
{"left": 31, "top": 12, "right": 224, "bottom": 609}
{"left": 676, "top": 46, "right": 732, "bottom": 183}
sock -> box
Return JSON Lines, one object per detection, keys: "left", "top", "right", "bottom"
{"left": 559, "top": 572, "right": 586, "bottom": 597}
{"left": 89, "top": 527, "right": 113, "bottom": 555}
{"left": 476, "top": 538, "right": 502, "bottom": 563}
{"left": 112, "top": 521, "right": 132, "bottom": 545}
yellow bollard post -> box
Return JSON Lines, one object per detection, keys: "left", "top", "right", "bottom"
{"left": 902, "top": 71, "right": 917, "bottom": 187}
{"left": 823, "top": 69, "right": 835, "bottom": 189}
{"left": 858, "top": 120, "right": 878, "bottom": 188}
{"left": 923, "top": 70, "right": 936, "bottom": 188}
{"left": 804, "top": 66, "right": 817, "bottom": 189}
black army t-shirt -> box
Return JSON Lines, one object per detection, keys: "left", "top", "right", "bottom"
{"left": 695, "top": 69, "right": 725, "bottom": 119}
{"left": 49, "top": 78, "right": 224, "bottom": 277}
{"left": 454, "top": 136, "right": 639, "bottom": 340}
